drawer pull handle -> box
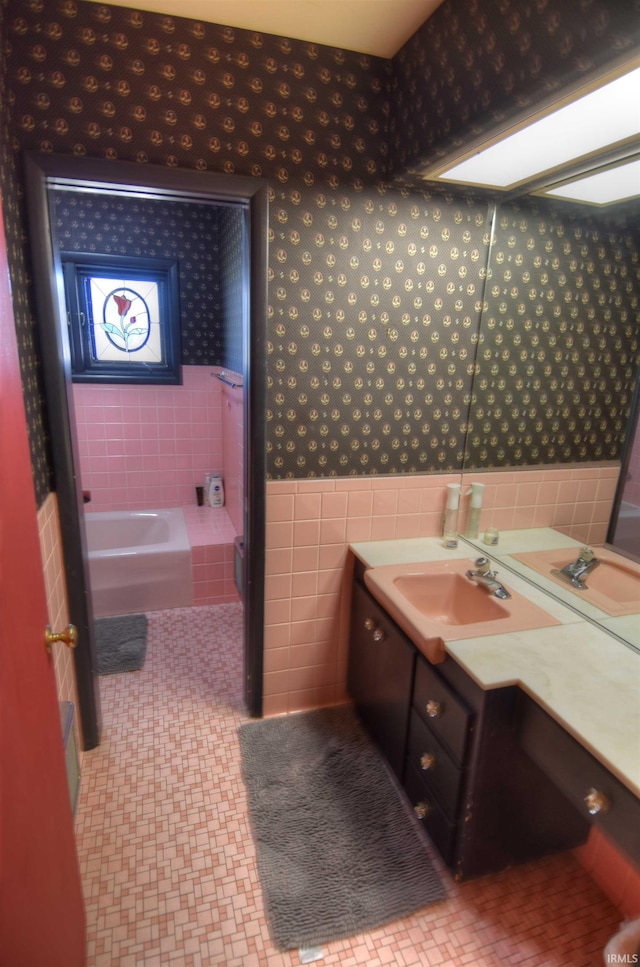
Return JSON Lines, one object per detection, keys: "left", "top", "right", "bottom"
{"left": 420, "top": 752, "right": 435, "bottom": 771}
{"left": 414, "top": 801, "right": 430, "bottom": 820}
{"left": 425, "top": 699, "right": 442, "bottom": 719}
{"left": 372, "top": 628, "right": 386, "bottom": 642}
{"left": 364, "top": 618, "right": 376, "bottom": 631}
{"left": 584, "top": 787, "right": 609, "bottom": 816}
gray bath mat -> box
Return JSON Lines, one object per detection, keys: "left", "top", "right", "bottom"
{"left": 238, "top": 704, "right": 445, "bottom": 951}
{"left": 95, "top": 614, "right": 148, "bottom": 675}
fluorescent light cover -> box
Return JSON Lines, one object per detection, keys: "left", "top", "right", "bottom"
{"left": 437, "top": 66, "right": 640, "bottom": 189}
{"left": 543, "top": 158, "right": 640, "bottom": 205}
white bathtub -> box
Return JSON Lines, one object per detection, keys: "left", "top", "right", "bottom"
{"left": 85, "top": 508, "right": 193, "bottom": 617}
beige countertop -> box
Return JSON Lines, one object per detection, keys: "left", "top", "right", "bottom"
{"left": 350, "top": 536, "right": 640, "bottom": 799}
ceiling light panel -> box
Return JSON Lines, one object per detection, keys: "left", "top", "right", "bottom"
{"left": 433, "top": 65, "right": 640, "bottom": 191}
{"left": 541, "top": 157, "right": 640, "bottom": 206}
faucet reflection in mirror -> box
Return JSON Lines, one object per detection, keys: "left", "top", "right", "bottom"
{"left": 552, "top": 547, "right": 600, "bottom": 590}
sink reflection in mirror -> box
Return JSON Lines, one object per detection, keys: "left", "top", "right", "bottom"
{"left": 363, "top": 559, "right": 561, "bottom": 665}
{"left": 512, "top": 547, "right": 640, "bottom": 617}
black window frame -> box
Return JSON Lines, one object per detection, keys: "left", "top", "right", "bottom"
{"left": 62, "top": 252, "right": 181, "bottom": 385}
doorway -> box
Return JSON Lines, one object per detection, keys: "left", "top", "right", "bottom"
{"left": 23, "top": 153, "right": 268, "bottom": 747}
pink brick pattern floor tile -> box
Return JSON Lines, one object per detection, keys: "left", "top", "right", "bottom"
{"left": 75, "top": 604, "right": 623, "bottom": 966}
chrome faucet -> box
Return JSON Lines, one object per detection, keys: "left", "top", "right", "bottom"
{"left": 552, "top": 547, "right": 600, "bottom": 590}
{"left": 466, "top": 557, "right": 511, "bottom": 599}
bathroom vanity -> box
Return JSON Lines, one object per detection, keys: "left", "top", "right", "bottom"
{"left": 347, "top": 537, "right": 640, "bottom": 880}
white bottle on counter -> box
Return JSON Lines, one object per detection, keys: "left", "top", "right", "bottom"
{"left": 208, "top": 473, "right": 224, "bottom": 508}
{"left": 442, "top": 483, "right": 461, "bottom": 548}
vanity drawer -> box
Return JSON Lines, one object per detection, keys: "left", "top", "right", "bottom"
{"left": 404, "top": 761, "right": 457, "bottom": 866}
{"left": 406, "top": 709, "right": 463, "bottom": 819}
{"left": 517, "top": 695, "right": 640, "bottom": 865}
{"left": 413, "top": 656, "right": 472, "bottom": 765}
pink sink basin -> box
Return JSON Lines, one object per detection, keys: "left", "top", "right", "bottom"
{"left": 512, "top": 547, "right": 640, "bottom": 617}
{"left": 363, "top": 559, "right": 560, "bottom": 665}
{"left": 393, "top": 572, "right": 509, "bottom": 625}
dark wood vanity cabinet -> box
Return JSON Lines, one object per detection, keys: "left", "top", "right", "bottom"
{"left": 347, "top": 578, "right": 415, "bottom": 781}
{"left": 437, "top": 656, "right": 593, "bottom": 879}
{"left": 517, "top": 694, "right": 640, "bottom": 866}
{"left": 348, "top": 565, "right": 593, "bottom": 880}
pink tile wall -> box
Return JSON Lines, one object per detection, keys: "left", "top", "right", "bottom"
{"left": 72, "top": 366, "right": 223, "bottom": 511}
{"left": 182, "top": 505, "right": 239, "bottom": 606}
{"left": 72, "top": 366, "right": 244, "bottom": 609}
{"left": 263, "top": 473, "right": 462, "bottom": 717}
{"left": 458, "top": 465, "right": 620, "bottom": 546}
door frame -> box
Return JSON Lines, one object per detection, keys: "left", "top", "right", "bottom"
{"left": 23, "top": 152, "right": 268, "bottom": 745}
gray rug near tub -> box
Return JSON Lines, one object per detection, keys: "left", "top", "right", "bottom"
{"left": 238, "top": 704, "right": 445, "bottom": 951}
{"left": 95, "top": 614, "right": 148, "bottom": 675}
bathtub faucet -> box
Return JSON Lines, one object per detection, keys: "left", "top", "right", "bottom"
{"left": 553, "top": 547, "right": 600, "bottom": 590}
{"left": 466, "top": 557, "right": 511, "bottom": 600}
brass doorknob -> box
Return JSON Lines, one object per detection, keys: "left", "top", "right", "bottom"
{"left": 45, "top": 624, "right": 78, "bottom": 653}
{"left": 584, "top": 787, "right": 609, "bottom": 815}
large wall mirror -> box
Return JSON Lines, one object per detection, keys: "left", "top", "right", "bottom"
{"left": 458, "top": 195, "right": 640, "bottom": 652}
{"left": 438, "top": 48, "right": 640, "bottom": 653}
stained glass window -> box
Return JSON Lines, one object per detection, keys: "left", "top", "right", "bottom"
{"left": 61, "top": 255, "right": 181, "bottom": 384}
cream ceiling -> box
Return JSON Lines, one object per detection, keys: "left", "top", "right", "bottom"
{"left": 86, "top": 0, "right": 446, "bottom": 57}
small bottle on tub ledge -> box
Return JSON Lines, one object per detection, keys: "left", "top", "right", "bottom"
{"left": 208, "top": 473, "right": 225, "bottom": 508}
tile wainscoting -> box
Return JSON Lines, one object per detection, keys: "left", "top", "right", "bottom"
{"left": 72, "top": 366, "right": 225, "bottom": 513}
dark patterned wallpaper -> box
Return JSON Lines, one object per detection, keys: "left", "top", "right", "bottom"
{"left": 51, "top": 190, "right": 229, "bottom": 365}
{"left": 265, "top": 183, "right": 488, "bottom": 475}
{"left": 6, "top": 0, "right": 389, "bottom": 181}
{"left": 2, "top": 0, "right": 639, "bottom": 493}
{"left": 390, "top": 0, "right": 640, "bottom": 186}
